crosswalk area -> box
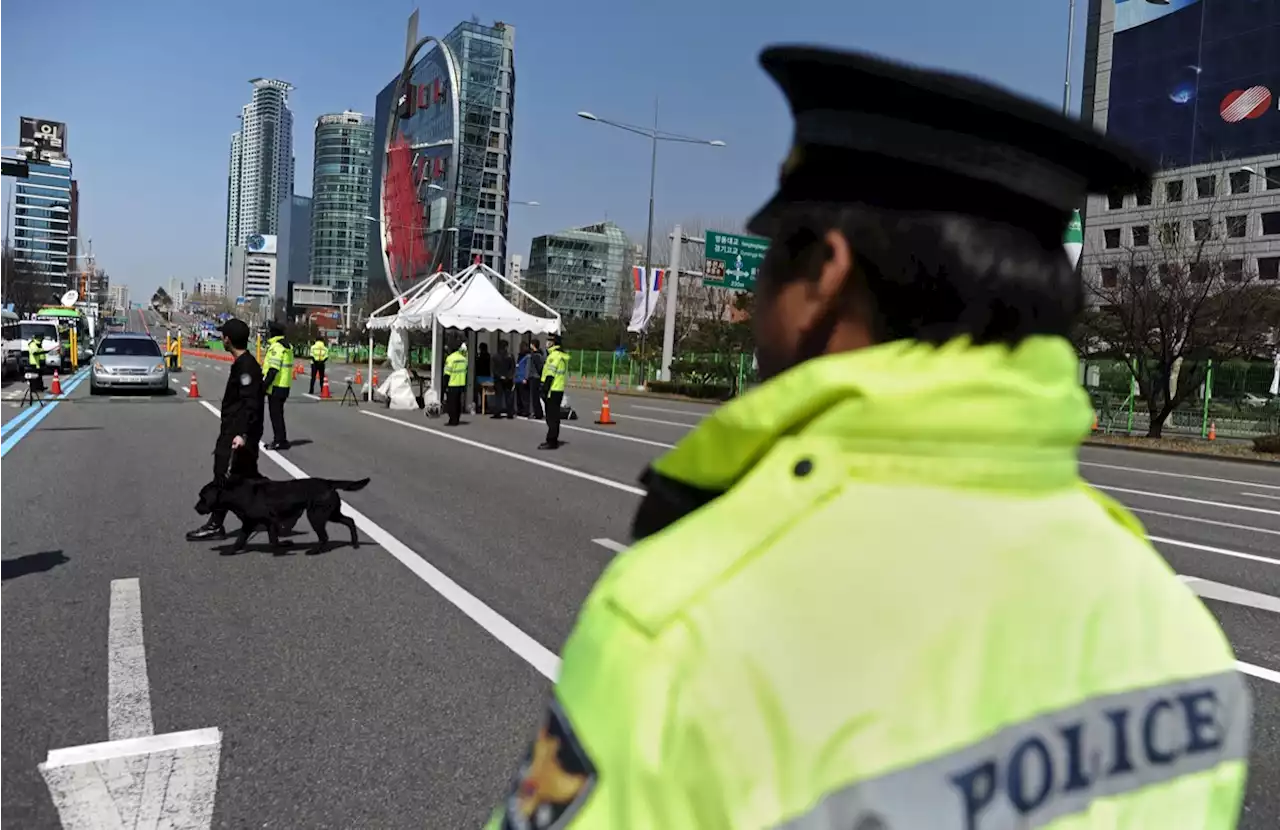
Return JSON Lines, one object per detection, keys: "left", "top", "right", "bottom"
{"left": 2, "top": 350, "right": 1279, "bottom": 828}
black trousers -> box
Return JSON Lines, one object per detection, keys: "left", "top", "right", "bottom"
{"left": 268, "top": 388, "right": 290, "bottom": 444}
{"left": 493, "top": 378, "right": 515, "bottom": 417}
{"left": 529, "top": 377, "right": 544, "bottom": 418}
{"left": 515, "top": 382, "right": 529, "bottom": 416}
{"left": 310, "top": 360, "right": 326, "bottom": 394}
{"left": 544, "top": 390, "right": 563, "bottom": 446}
{"left": 445, "top": 385, "right": 464, "bottom": 424}
{"left": 209, "top": 434, "right": 262, "bottom": 527}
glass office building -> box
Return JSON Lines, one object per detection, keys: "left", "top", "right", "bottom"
{"left": 370, "top": 19, "right": 516, "bottom": 291}
{"left": 525, "top": 221, "right": 633, "bottom": 319}
{"left": 13, "top": 157, "right": 74, "bottom": 294}
{"left": 310, "top": 112, "right": 374, "bottom": 300}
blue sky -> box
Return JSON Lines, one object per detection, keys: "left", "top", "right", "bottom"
{"left": 2, "top": 0, "right": 1088, "bottom": 294}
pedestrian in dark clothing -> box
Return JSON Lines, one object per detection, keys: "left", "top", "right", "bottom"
{"left": 187, "top": 318, "right": 266, "bottom": 541}
{"left": 490, "top": 339, "right": 516, "bottom": 419}
{"left": 474, "top": 341, "right": 492, "bottom": 413}
{"left": 528, "top": 338, "right": 546, "bottom": 419}
{"left": 514, "top": 344, "right": 531, "bottom": 416}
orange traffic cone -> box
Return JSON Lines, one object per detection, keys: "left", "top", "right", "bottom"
{"left": 321, "top": 377, "right": 331, "bottom": 399}
{"left": 372, "top": 369, "right": 379, "bottom": 386}
{"left": 50, "top": 369, "right": 62, "bottom": 395}
{"left": 595, "top": 393, "right": 616, "bottom": 425}
{"left": 354, "top": 370, "right": 363, "bottom": 385}
{"left": 1208, "top": 421, "right": 1217, "bottom": 441}
{"left": 1092, "top": 411, "right": 1099, "bottom": 432}
{"left": 188, "top": 372, "right": 200, "bottom": 398}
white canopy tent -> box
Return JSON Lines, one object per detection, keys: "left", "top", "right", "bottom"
{"left": 362, "top": 263, "right": 561, "bottom": 408}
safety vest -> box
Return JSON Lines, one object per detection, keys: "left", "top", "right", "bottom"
{"left": 444, "top": 349, "right": 468, "bottom": 387}
{"left": 27, "top": 338, "right": 44, "bottom": 367}
{"left": 491, "top": 336, "right": 1250, "bottom": 829}
{"left": 310, "top": 340, "right": 329, "bottom": 362}
{"left": 541, "top": 346, "right": 570, "bottom": 393}
{"left": 262, "top": 336, "right": 293, "bottom": 390}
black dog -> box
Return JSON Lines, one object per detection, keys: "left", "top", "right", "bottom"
{"left": 195, "top": 476, "right": 369, "bottom": 555}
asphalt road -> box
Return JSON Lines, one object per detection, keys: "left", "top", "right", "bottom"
{"left": 3, "top": 355, "right": 1278, "bottom": 828}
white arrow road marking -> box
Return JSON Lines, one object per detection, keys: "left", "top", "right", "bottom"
{"left": 39, "top": 579, "right": 222, "bottom": 829}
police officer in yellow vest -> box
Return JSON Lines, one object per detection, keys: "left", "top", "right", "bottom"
{"left": 26, "top": 334, "right": 47, "bottom": 392}
{"left": 489, "top": 47, "right": 1250, "bottom": 829}
{"left": 444, "top": 341, "right": 468, "bottom": 426}
{"left": 537, "top": 334, "right": 570, "bottom": 450}
{"left": 308, "top": 337, "right": 329, "bottom": 395}
{"left": 262, "top": 321, "right": 293, "bottom": 450}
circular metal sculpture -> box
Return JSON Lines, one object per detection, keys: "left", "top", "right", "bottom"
{"left": 380, "top": 36, "right": 461, "bottom": 300}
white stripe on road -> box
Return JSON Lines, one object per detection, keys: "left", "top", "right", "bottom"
{"left": 631, "top": 404, "right": 708, "bottom": 418}
{"left": 1241, "top": 491, "right": 1280, "bottom": 502}
{"left": 592, "top": 538, "right": 628, "bottom": 553}
{"left": 201, "top": 401, "right": 563, "bottom": 681}
{"left": 1179, "top": 575, "right": 1280, "bottom": 613}
{"left": 303, "top": 393, "right": 321, "bottom": 401}
{"left": 1094, "top": 484, "right": 1280, "bottom": 517}
{"left": 362, "top": 409, "right": 645, "bottom": 496}
{"left": 1238, "top": 663, "right": 1280, "bottom": 684}
{"left": 108, "top": 578, "right": 154, "bottom": 741}
{"left": 529, "top": 418, "right": 674, "bottom": 449}
{"left": 1079, "top": 460, "right": 1280, "bottom": 491}
{"left": 1149, "top": 535, "right": 1280, "bottom": 566}
{"left": 1128, "top": 507, "right": 1280, "bottom": 537}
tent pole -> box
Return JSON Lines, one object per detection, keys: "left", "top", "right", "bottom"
{"left": 368, "top": 333, "right": 374, "bottom": 402}
{"left": 431, "top": 319, "right": 441, "bottom": 401}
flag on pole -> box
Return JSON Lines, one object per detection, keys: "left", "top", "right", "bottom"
{"left": 1063, "top": 209, "right": 1083, "bottom": 270}
{"left": 627, "top": 266, "right": 666, "bottom": 332}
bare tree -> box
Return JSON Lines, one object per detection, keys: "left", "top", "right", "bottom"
{"left": 1079, "top": 188, "right": 1280, "bottom": 437}
{"left": 645, "top": 216, "right": 748, "bottom": 349}
{"left": 2, "top": 243, "right": 52, "bottom": 315}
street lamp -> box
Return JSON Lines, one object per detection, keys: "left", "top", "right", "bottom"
{"left": 1239, "top": 165, "right": 1280, "bottom": 190}
{"left": 577, "top": 105, "right": 724, "bottom": 377}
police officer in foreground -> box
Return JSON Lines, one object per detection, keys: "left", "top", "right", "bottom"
{"left": 443, "top": 340, "right": 469, "bottom": 426}
{"left": 186, "top": 319, "right": 265, "bottom": 541}
{"left": 262, "top": 321, "right": 293, "bottom": 450}
{"left": 488, "top": 47, "right": 1250, "bottom": 829}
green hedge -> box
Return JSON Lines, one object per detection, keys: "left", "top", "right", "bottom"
{"left": 646, "top": 380, "right": 733, "bottom": 400}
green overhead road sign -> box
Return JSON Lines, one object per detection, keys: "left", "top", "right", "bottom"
{"left": 703, "top": 230, "right": 768, "bottom": 292}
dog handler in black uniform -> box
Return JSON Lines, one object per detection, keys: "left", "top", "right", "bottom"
{"left": 186, "top": 318, "right": 267, "bottom": 542}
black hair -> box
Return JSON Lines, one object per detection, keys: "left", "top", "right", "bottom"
{"left": 226, "top": 330, "right": 249, "bottom": 350}
{"left": 761, "top": 203, "right": 1079, "bottom": 346}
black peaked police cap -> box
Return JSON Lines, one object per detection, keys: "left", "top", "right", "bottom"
{"left": 746, "top": 46, "right": 1153, "bottom": 243}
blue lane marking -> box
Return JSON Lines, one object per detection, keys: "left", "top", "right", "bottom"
{"left": 0, "top": 369, "right": 91, "bottom": 458}
{"left": 0, "top": 367, "right": 89, "bottom": 437}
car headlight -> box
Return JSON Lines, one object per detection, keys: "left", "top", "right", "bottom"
{"left": 152, "top": 362, "right": 167, "bottom": 374}
{"left": 94, "top": 361, "right": 110, "bottom": 373}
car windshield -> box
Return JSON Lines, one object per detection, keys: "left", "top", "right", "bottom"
{"left": 99, "top": 339, "right": 162, "bottom": 357}
{"left": 17, "top": 323, "right": 58, "bottom": 341}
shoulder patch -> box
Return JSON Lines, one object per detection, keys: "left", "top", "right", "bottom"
{"left": 500, "top": 698, "right": 596, "bottom": 830}
{"left": 239, "top": 373, "right": 253, "bottom": 386}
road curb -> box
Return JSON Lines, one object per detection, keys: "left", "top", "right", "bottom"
{"left": 1083, "top": 439, "right": 1279, "bottom": 468}
{"left": 566, "top": 383, "right": 723, "bottom": 406}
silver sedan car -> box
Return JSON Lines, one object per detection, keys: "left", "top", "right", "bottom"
{"left": 90, "top": 333, "right": 170, "bottom": 394}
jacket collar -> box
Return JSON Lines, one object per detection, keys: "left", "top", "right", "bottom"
{"left": 633, "top": 336, "right": 1090, "bottom": 540}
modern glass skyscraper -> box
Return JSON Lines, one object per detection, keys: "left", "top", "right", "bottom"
{"left": 13, "top": 156, "right": 74, "bottom": 294}
{"left": 225, "top": 78, "right": 295, "bottom": 275}
{"left": 525, "top": 221, "right": 633, "bottom": 319}
{"left": 369, "top": 19, "right": 516, "bottom": 291}
{"left": 310, "top": 111, "right": 374, "bottom": 300}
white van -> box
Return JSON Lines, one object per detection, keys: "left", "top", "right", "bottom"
{"left": 1, "top": 318, "right": 61, "bottom": 376}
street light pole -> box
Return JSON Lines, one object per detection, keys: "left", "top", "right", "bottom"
{"left": 1062, "top": 0, "right": 1076, "bottom": 117}
{"left": 641, "top": 97, "right": 659, "bottom": 375}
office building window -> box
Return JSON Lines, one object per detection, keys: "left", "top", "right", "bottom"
{"left": 1107, "top": 191, "right": 1124, "bottom": 210}
{"left": 1192, "top": 218, "right": 1213, "bottom": 241}
{"left": 1224, "top": 259, "right": 1244, "bottom": 282}
{"left": 1131, "top": 225, "right": 1149, "bottom": 247}
{"left": 1226, "top": 215, "right": 1248, "bottom": 238}
{"left": 1260, "top": 257, "right": 1280, "bottom": 281}
{"left": 1134, "top": 183, "right": 1153, "bottom": 206}
{"left": 1262, "top": 212, "right": 1280, "bottom": 236}
{"left": 1104, "top": 228, "right": 1121, "bottom": 249}
{"left": 1164, "top": 180, "right": 1184, "bottom": 203}
{"left": 1265, "top": 166, "right": 1280, "bottom": 190}
{"left": 1229, "top": 170, "right": 1251, "bottom": 195}
{"left": 1158, "top": 222, "right": 1179, "bottom": 245}
{"left": 1100, "top": 266, "right": 1118, "bottom": 288}
{"left": 1195, "top": 175, "right": 1215, "bottom": 199}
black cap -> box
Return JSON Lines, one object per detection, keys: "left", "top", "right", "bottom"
{"left": 746, "top": 46, "right": 1153, "bottom": 241}
{"left": 267, "top": 320, "right": 286, "bottom": 338}
{"left": 218, "top": 318, "right": 250, "bottom": 343}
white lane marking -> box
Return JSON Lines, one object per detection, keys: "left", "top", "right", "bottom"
{"left": 303, "top": 393, "right": 320, "bottom": 401}
{"left": 201, "top": 401, "right": 562, "bottom": 681}
{"left": 1179, "top": 575, "right": 1280, "bottom": 613}
{"left": 1238, "top": 662, "right": 1280, "bottom": 684}
{"left": 1241, "top": 491, "right": 1280, "bottom": 502}
{"left": 597, "top": 412, "right": 695, "bottom": 428}
{"left": 362, "top": 410, "right": 645, "bottom": 496}
{"left": 1094, "top": 484, "right": 1280, "bottom": 517}
{"left": 630, "top": 404, "right": 708, "bottom": 418}
{"left": 40, "top": 729, "right": 222, "bottom": 829}
{"left": 1079, "top": 460, "right": 1280, "bottom": 491}
{"left": 182, "top": 386, "right": 190, "bottom": 393}
{"left": 1149, "top": 535, "right": 1280, "bottom": 566}
{"left": 1128, "top": 506, "right": 1280, "bottom": 537}
{"left": 592, "top": 538, "right": 628, "bottom": 553}
{"left": 516, "top": 416, "right": 674, "bottom": 449}
{"left": 108, "top": 579, "right": 154, "bottom": 741}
